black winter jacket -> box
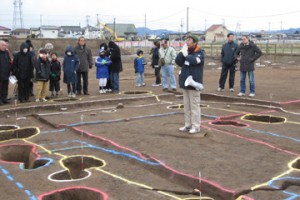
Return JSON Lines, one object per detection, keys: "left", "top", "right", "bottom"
{"left": 12, "top": 43, "right": 34, "bottom": 80}
{"left": 0, "top": 50, "right": 11, "bottom": 80}
{"left": 35, "top": 57, "right": 50, "bottom": 81}
{"left": 50, "top": 59, "right": 61, "bottom": 81}
{"left": 151, "top": 47, "right": 160, "bottom": 67}
{"left": 235, "top": 41, "right": 262, "bottom": 72}
{"left": 175, "top": 46, "right": 205, "bottom": 90}
{"left": 221, "top": 41, "right": 238, "bottom": 66}
{"left": 108, "top": 41, "right": 122, "bottom": 73}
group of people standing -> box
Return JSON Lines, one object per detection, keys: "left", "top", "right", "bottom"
{"left": 0, "top": 36, "right": 123, "bottom": 104}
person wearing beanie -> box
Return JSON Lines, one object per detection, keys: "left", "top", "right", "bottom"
{"left": 217, "top": 33, "right": 238, "bottom": 92}
{"left": 134, "top": 50, "right": 146, "bottom": 87}
{"left": 175, "top": 34, "right": 207, "bottom": 136}
{"left": 49, "top": 52, "right": 61, "bottom": 97}
{"left": 99, "top": 42, "right": 112, "bottom": 92}
{"left": 95, "top": 49, "right": 112, "bottom": 94}
{"left": 35, "top": 49, "right": 51, "bottom": 102}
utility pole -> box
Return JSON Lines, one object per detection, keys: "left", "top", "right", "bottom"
{"left": 144, "top": 14, "right": 147, "bottom": 47}
{"left": 204, "top": 19, "right": 207, "bottom": 32}
{"left": 186, "top": 7, "right": 189, "bottom": 33}
{"left": 12, "top": 0, "right": 24, "bottom": 30}
{"left": 180, "top": 18, "right": 184, "bottom": 41}
{"left": 40, "top": 15, "right": 43, "bottom": 27}
{"left": 86, "top": 15, "right": 90, "bottom": 38}
{"left": 113, "top": 18, "right": 116, "bottom": 40}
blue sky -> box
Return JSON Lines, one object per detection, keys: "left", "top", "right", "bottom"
{"left": 0, "top": 0, "right": 299, "bottom": 32}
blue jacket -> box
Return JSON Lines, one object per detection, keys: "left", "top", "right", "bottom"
{"left": 95, "top": 56, "right": 111, "bottom": 79}
{"left": 63, "top": 45, "right": 79, "bottom": 84}
{"left": 134, "top": 56, "right": 146, "bottom": 73}
{"left": 175, "top": 46, "right": 205, "bottom": 90}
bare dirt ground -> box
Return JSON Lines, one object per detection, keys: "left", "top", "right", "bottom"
{"left": 0, "top": 54, "right": 300, "bottom": 200}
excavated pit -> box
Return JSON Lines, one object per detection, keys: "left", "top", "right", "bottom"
{"left": 60, "top": 156, "right": 104, "bottom": 179}
{"left": 53, "top": 98, "right": 80, "bottom": 102}
{"left": 40, "top": 187, "right": 107, "bottom": 200}
{"left": 211, "top": 120, "right": 248, "bottom": 127}
{"left": 242, "top": 114, "right": 286, "bottom": 123}
{"left": 0, "top": 125, "right": 19, "bottom": 131}
{"left": 0, "top": 145, "right": 48, "bottom": 169}
{"left": 0, "top": 127, "right": 39, "bottom": 141}
{"left": 291, "top": 158, "right": 300, "bottom": 170}
{"left": 123, "top": 90, "right": 150, "bottom": 95}
{"left": 167, "top": 104, "right": 207, "bottom": 110}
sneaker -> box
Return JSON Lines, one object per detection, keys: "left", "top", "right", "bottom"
{"left": 35, "top": 99, "right": 40, "bottom": 102}
{"left": 41, "top": 98, "right": 47, "bottom": 102}
{"left": 102, "top": 89, "right": 106, "bottom": 93}
{"left": 152, "top": 83, "right": 160, "bottom": 86}
{"left": 172, "top": 88, "right": 177, "bottom": 92}
{"left": 237, "top": 92, "right": 245, "bottom": 97}
{"left": 229, "top": 88, "right": 234, "bottom": 92}
{"left": 217, "top": 87, "right": 224, "bottom": 92}
{"left": 179, "top": 126, "right": 191, "bottom": 132}
{"left": 108, "top": 89, "right": 112, "bottom": 92}
{"left": 249, "top": 93, "right": 255, "bottom": 97}
{"left": 142, "top": 83, "right": 146, "bottom": 86}
{"left": 189, "top": 127, "right": 200, "bottom": 134}
{"left": 162, "top": 88, "right": 168, "bottom": 91}
{"left": 71, "top": 94, "right": 76, "bottom": 98}
{"left": 68, "top": 93, "right": 72, "bottom": 98}
{"left": 136, "top": 84, "right": 141, "bottom": 87}
{"left": 99, "top": 90, "right": 103, "bottom": 94}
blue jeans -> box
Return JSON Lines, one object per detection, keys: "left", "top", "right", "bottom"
{"left": 161, "top": 64, "right": 176, "bottom": 89}
{"left": 110, "top": 72, "right": 119, "bottom": 92}
{"left": 135, "top": 72, "right": 144, "bottom": 85}
{"left": 240, "top": 71, "right": 255, "bottom": 94}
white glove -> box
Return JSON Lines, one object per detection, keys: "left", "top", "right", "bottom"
{"left": 180, "top": 44, "right": 188, "bottom": 57}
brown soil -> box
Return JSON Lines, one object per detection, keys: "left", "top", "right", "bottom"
{"left": 0, "top": 54, "right": 299, "bottom": 200}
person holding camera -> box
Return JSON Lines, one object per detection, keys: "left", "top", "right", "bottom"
{"left": 159, "top": 39, "right": 177, "bottom": 91}
{"left": 175, "top": 35, "right": 206, "bottom": 136}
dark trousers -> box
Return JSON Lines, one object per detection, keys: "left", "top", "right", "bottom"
{"left": 154, "top": 67, "right": 161, "bottom": 84}
{"left": 0, "top": 80, "right": 9, "bottom": 102}
{"left": 76, "top": 71, "right": 88, "bottom": 94}
{"left": 50, "top": 80, "right": 60, "bottom": 93}
{"left": 218, "top": 64, "right": 236, "bottom": 89}
{"left": 18, "top": 78, "right": 31, "bottom": 101}
{"left": 67, "top": 83, "right": 76, "bottom": 94}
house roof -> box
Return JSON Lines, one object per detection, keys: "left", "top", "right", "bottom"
{"left": 61, "top": 26, "right": 83, "bottom": 32}
{"left": 40, "top": 26, "right": 60, "bottom": 30}
{"left": 83, "top": 25, "right": 99, "bottom": 32}
{"left": 0, "top": 26, "right": 11, "bottom": 31}
{"left": 11, "top": 28, "right": 30, "bottom": 34}
{"left": 105, "top": 24, "right": 137, "bottom": 37}
{"left": 206, "top": 24, "right": 227, "bottom": 32}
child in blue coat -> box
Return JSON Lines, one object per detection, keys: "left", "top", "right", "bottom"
{"left": 63, "top": 45, "right": 79, "bottom": 98}
{"left": 95, "top": 49, "right": 111, "bottom": 94}
{"left": 134, "top": 50, "right": 146, "bottom": 87}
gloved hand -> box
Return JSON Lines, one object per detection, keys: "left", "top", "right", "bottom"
{"left": 51, "top": 73, "right": 56, "bottom": 78}
{"left": 101, "top": 59, "right": 107, "bottom": 64}
{"left": 180, "top": 44, "right": 188, "bottom": 57}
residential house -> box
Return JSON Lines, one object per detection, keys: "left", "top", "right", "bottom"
{"left": 104, "top": 24, "right": 137, "bottom": 40}
{"left": 40, "top": 26, "right": 60, "bottom": 38}
{"left": 0, "top": 26, "right": 11, "bottom": 37}
{"left": 205, "top": 24, "right": 229, "bottom": 42}
{"left": 30, "top": 27, "right": 40, "bottom": 38}
{"left": 83, "top": 25, "right": 100, "bottom": 39}
{"left": 11, "top": 28, "right": 30, "bottom": 38}
{"left": 59, "top": 26, "right": 83, "bottom": 38}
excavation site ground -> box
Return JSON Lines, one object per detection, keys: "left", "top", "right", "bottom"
{"left": 0, "top": 55, "right": 299, "bottom": 200}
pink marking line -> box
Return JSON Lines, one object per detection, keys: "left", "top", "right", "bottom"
{"left": 38, "top": 186, "right": 108, "bottom": 200}
{"left": 0, "top": 144, "right": 40, "bottom": 165}
{"left": 280, "top": 99, "right": 300, "bottom": 105}
{"left": 202, "top": 125, "right": 300, "bottom": 157}
{"left": 72, "top": 127, "right": 255, "bottom": 199}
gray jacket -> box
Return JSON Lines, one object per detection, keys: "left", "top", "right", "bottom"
{"left": 235, "top": 41, "right": 262, "bottom": 72}
{"left": 74, "top": 44, "right": 93, "bottom": 72}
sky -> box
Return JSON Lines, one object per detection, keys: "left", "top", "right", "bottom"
{"left": 0, "top": 0, "right": 299, "bottom": 32}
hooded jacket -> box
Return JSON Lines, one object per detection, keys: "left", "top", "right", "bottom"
{"left": 12, "top": 43, "right": 33, "bottom": 80}
{"left": 63, "top": 45, "right": 79, "bottom": 84}
{"left": 35, "top": 56, "right": 50, "bottom": 81}
{"left": 235, "top": 41, "right": 262, "bottom": 71}
{"left": 95, "top": 51, "right": 112, "bottom": 79}
{"left": 50, "top": 58, "right": 61, "bottom": 81}
{"left": 74, "top": 44, "right": 93, "bottom": 72}
{"left": 108, "top": 41, "right": 122, "bottom": 73}
{"left": 175, "top": 45, "right": 205, "bottom": 90}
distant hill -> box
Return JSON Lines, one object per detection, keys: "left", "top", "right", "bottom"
{"left": 137, "top": 27, "right": 179, "bottom": 36}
